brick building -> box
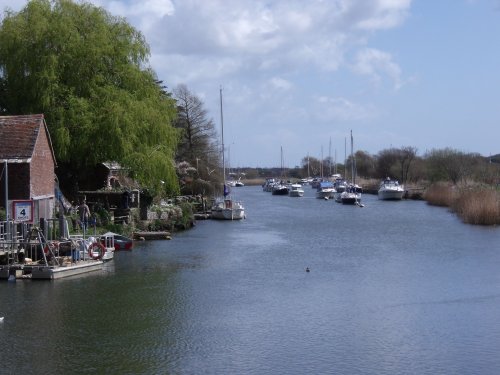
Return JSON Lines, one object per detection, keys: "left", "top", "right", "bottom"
{"left": 0, "top": 114, "right": 57, "bottom": 223}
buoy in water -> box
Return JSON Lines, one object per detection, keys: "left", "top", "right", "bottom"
{"left": 306, "top": 267, "right": 310, "bottom": 272}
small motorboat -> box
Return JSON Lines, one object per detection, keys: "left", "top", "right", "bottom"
{"left": 102, "top": 232, "right": 134, "bottom": 251}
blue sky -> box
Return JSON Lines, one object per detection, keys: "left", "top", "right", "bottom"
{"left": 2, "top": 0, "right": 500, "bottom": 167}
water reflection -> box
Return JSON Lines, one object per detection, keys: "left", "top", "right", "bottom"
{"left": 2, "top": 186, "right": 500, "bottom": 374}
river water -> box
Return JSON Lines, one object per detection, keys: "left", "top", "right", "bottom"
{"left": 2, "top": 185, "right": 500, "bottom": 374}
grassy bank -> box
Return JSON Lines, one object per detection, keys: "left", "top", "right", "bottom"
{"left": 425, "top": 183, "right": 500, "bottom": 225}
{"left": 242, "top": 178, "right": 265, "bottom": 186}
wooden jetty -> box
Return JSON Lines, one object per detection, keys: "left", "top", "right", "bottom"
{"left": 133, "top": 231, "right": 172, "bottom": 240}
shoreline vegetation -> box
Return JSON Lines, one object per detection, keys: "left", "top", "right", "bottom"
{"left": 424, "top": 183, "right": 500, "bottom": 225}
{"left": 1, "top": 2, "right": 499, "bottom": 231}
{"left": 240, "top": 178, "right": 500, "bottom": 226}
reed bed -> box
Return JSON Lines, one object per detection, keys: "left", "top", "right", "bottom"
{"left": 452, "top": 188, "right": 500, "bottom": 225}
{"left": 425, "top": 183, "right": 500, "bottom": 225}
{"left": 423, "top": 183, "right": 456, "bottom": 207}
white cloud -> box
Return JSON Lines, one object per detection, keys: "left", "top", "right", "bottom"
{"left": 314, "top": 96, "right": 377, "bottom": 122}
{"left": 0, "top": 0, "right": 417, "bottom": 166}
{"left": 97, "top": 0, "right": 174, "bottom": 18}
{"left": 269, "top": 77, "right": 293, "bottom": 91}
{"left": 352, "top": 48, "right": 404, "bottom": 90}
{"left": 353, "top": 0, "right": 412, "bottom": 30}
{"left": 125, "top": 0, "right": 412, "bottom": 76}
{"left": 1, "top": 0, "right": 412, "bottom": 87}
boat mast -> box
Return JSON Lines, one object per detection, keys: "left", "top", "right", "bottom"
{"left": 344, "top": 137, "right": 347, "bottom": 179}
{"left": 280, "top": 146, "right": 284, "bottom": 179}
{"left": 329, "top": 137, "right": 332, "bottom": 177}
{"left": 320, "top": 146, "right": 323, "bottom": 178}
{"left": 350, "top": 130, "right": 355, "bottom": 184}
{"left": 334, "top": 149, "right": 337, "bottom": 175}
{"left": 4, "top": 160, "right": 8, "bottom": 221}
{"left": 220, "top": 86, "right": 226, "bottom": 190}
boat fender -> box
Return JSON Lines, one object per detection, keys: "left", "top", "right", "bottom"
{"left": 89, "top": 242, "right": 105, "bottom": 260}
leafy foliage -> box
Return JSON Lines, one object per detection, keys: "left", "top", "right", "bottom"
{"left": 0, "top": 0, "right": 179, "bottom": 194}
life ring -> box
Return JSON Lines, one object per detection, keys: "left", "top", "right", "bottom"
{"left": 88, "top": 242, "right": 105, "bottom": 260}
{"left": 44, "top": 241, "right": 59, "bottom": 255}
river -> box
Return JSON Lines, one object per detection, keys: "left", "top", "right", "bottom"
{"left": 1, "top": 185, "right": 500, "bottom": 374}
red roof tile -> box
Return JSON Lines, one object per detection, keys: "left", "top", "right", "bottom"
{"left": 0, "top": 114, "right": 46, "bottom": 160}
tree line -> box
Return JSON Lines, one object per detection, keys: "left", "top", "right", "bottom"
{"left": 1, "top": 1, "right": 498, "bottom": 201}
{"left": 289, "top": 147, "right": 500, "bottom": 186}
{"left": 0, "top": 0, "right": 222, "bottom": 199}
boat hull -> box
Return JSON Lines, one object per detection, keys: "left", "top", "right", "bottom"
{"left": 211, "top": 208, "right": 245, "bottom": 220}
{"left": 341, "top": 192, "right": 361, "bottom": 205}
{"left": 289, "top": 184, "right": 304, "bottom": 197}
{"left": 378, "top": 179, "right": 405, "bottom": 200}
{"left": 211, "top": 198, "right": 245, "bottom": 220}
{"left": 272, "top": 186, "right": 289, "bottom": 195}
{"left": 378, "top": 190, "right": 405, "bottom": 200}
{"left": 316, "top": 189, "right": 335, "bottom": 199}
{"left": 0, "top": 266, "right": 9, "bottom": 279}
{"left": 31, "top": 260, "right": 104, "bottom": 280}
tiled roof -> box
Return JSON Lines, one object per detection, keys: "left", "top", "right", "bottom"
{"left": 0, "top": 114, "right": 45, "bottom": 160}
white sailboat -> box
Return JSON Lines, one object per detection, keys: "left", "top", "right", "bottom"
{"left": 272, "top": 146, "right": 289, "bottom": 195}
{"left": 211, "top": 87, "right": 245, "bottom": 220}
{"left": 340, "top": 130, "right": 362, "bottom": 205}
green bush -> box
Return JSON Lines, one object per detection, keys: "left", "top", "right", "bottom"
{"left": 175, "top": 202, "right": 194, "bottom": 229}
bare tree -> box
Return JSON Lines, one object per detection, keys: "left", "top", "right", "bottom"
{"left": 425, "top": 148, "right": 480, "bottom": 185}
{"left": 399, "top": 146, "right": 418, "bottom": 184}
{"left": 376, "top": 146, "right": 417, "bottom": 183}
{"left": 173, "top": 84, "right": 220, "bottom": 194}
{"left": 376, "top": 148, "right": 399, "bottom": 179}
{"left": 354, "top": 150, "right": 376, "bottom": 178}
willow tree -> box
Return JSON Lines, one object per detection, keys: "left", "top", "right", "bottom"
{"left": 0, "top": 0, "right": 179, "bottom": 195}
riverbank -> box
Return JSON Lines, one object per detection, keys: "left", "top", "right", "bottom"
{"left": 424, "top": 183, "right": 500, "bottom": 225}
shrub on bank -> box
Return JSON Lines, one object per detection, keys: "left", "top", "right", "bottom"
{"left": 424, "top": 183, "right": 455, "bottom": 207}
{"left": 425, "top": 183, "right": 500, "bottom": 225}
{"left": 452, "top": 188, "right": 500, "bottom": 225}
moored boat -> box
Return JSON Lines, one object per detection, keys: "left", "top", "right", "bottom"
{"left": 210, "top": 88, "right": 246, "bottom": 221}
{"left": 341, "top": 131, "right": 362, "bottom": 205}
{"left": 211, "top": 197, "right": 245, "bottom": 220}
{"left": 289, "top": 183, "right": 304, "bottom": 197}
{"left": 340, "top": 185, "right": 362, "bottom": 205}
{"left": 378, "top": 178, "right": 405, "bottom": 200}
{"left": 263, "top": 178, "right": 276, "bottom": 192}
{"left": 0, "top": 223, "right": 110, "bottom": 280}
{"left": 316, "top": 181, "right": 336, "bottom": 200}
{"left": 333, "top": 178, "right": 347, "bottom": 202}
{"left": 102, "top": 231, "right": 134, "bottom": 251}
{"left": 272, "top": 182, "right": 289, "bottom": 195}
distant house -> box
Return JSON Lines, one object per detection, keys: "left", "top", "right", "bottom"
{"left": 78, "top": 162, "right": 140, "bottom": 215}
{"left": 0, "top": 114, "right": 57, "bottom": 223}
